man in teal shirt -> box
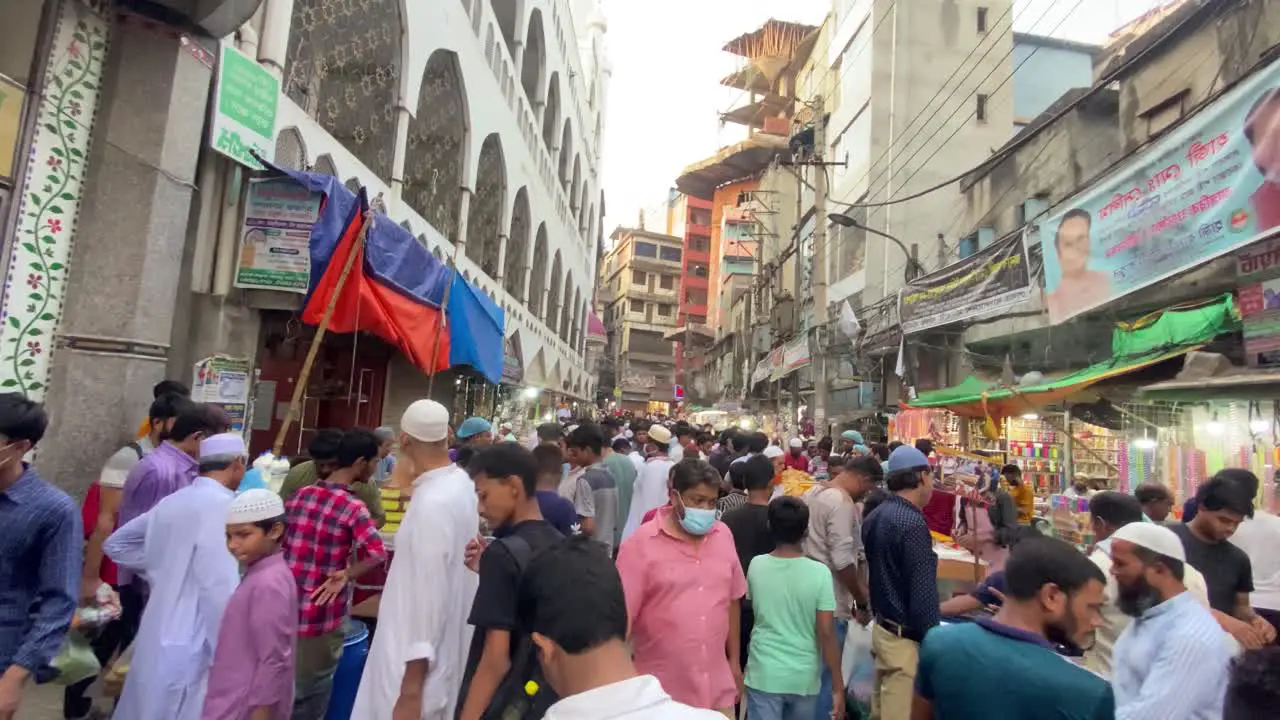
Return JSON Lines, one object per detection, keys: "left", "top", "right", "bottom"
{"left": 913, "top": 537, "right": 1115, "bottom": 720}
{"left": 604, "top": 437, "right": 637, "bottom": 549}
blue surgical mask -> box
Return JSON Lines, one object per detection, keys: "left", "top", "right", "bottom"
{"left": 676, "top": 496, "right": 716, "bottom": 536}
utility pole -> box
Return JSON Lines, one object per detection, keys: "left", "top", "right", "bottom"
{"left": 790, "top": 167, "right": 803, "bottom": 432}
{"left": 812, "top": 96, "right": 829, "bottom": 436}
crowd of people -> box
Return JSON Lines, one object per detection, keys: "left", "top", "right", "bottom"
{"left": 3, "top": 394, "right": 1280, "bottom": 720}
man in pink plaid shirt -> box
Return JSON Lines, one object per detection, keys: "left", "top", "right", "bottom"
{"left": 283, "top": 429, "right": 387, "bottom": 719}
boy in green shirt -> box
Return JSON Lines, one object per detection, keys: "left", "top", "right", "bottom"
{"left": 745, "top": 496, "right": 844, "bottom": 720}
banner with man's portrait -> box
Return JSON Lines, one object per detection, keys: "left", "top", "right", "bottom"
{"left": 1040, "top": 58, "right": 1280, "bottom": 325}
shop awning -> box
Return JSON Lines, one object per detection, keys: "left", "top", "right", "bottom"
{"left": 907, "top": 293, "right": 1240, "bottom": 417}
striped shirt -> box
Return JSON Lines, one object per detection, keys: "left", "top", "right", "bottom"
{"left": 0, "top": 466, "right": 80, "bottom": 681}
{"left": 1112, "top": 590, "right": 1232, "bottom": 720}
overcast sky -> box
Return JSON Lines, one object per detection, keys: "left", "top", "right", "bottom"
{"left": 598, "top": 0, "right": 1168, "bottom": 235}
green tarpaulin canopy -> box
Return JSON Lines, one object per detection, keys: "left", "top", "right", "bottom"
{"left": 907, "top": 293, "right": 1240, "bottom": 417}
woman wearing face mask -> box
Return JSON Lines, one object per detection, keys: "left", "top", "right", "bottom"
{"left": 616, "top": 459, "right": 748, "bottom": 716}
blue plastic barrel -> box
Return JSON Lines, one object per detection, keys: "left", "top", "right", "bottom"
{"left": 325, "top": 619, "right": 370, "bottom": 720}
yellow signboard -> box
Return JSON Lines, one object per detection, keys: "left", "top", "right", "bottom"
{"left": 0, "top": 77, "right": 25, "bottom": 182}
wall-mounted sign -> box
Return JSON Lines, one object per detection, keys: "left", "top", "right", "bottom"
{"left": 210, "top": 43, "right": 279, "bottom": 169}
{"left": 235, "top": 178, "right": 321, "bottom": 292}
{"left": 193, "top": 355, "right": 252, "bottom": 434}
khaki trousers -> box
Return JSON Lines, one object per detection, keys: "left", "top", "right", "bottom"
{"left": 869, "top": 623, "right": 919, "bottom": 720}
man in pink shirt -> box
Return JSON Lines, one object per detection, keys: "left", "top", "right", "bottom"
{"left": 617, "top": 459, "right": 746, "bottom": 716}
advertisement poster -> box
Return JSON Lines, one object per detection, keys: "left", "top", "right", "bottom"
{"left": 235, "top": 178, "right": 322, "bottom": 292}
{"left": 210, "top": 43, "right": 279, "bottom": 169}
{"left": 1039, "top": 59, "right": 1280, "bottom": 325}
{"left": 193, "top": 355, "right": 252, "bottom": 433}
{"left": 898, "top": 231, "right": 1032, "bottom": 334}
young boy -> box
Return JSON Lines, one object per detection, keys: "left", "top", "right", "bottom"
{"left": 203, "top": 488, "right": 299, "bottom": 720}
{"left": 565, "top": 423, "right": 619, "bottom": 554}
{"left": 458, "top": 444, "right": 565, "bottom": 720}
{"left": 745, "top": 497, "right": 844, "bottom": 720}
{"left": 530, "top": 444, "right": 579, "bottom": 536}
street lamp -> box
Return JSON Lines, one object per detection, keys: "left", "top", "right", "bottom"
{"left": 828, "top": 212, "right": 927, "bottom": 281}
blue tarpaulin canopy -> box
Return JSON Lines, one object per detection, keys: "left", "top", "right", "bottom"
{"left": 447, "top": 273, "right": 506, "bottom": 384}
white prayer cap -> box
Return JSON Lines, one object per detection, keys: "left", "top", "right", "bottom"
{"left": 763, "top": 445, "right": 785, "bottom": 459}
{"left": 200, "top": 432, "right": 246, "bottom": 461}
{"left": 401, "top": 399, "right": 450, "bottom": 442}
{"left": 789, "top": 437, "right": 803, "bottom": 448}
{"left": 1110, "top": 522, "right": 1186, "bottom": 563}
{"left": 227, "top": 489, "right": 285, "bottom": 525}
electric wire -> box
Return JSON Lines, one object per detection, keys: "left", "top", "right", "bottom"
{"left": 833, "top": 0, "right": 1221, "bottom": 210}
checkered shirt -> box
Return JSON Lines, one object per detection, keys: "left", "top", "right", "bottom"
{"left": 283, "top": 482, "right": 387, "bottom": 637}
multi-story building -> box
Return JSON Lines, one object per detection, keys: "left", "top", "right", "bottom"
{"left": 0, "top": 0, "right": 609, "bottom": 495}
{"left": 599, "top": 226, "right": 684, "bottom": 412}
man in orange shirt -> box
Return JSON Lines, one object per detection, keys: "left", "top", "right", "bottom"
{"left": 1002, "top": 464, "right": 1036, "bottom": 525}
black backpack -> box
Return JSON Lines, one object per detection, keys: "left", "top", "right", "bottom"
{"left": 480, "top": 535, "right": 559, "bottom": 720}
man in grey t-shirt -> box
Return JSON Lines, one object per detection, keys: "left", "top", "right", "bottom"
{"left": 567, "top": 423, "right": 619, "bottom": 555}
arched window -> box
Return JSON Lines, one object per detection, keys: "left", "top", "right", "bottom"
{"left": 312, "top": 154, "right": 337, "bottom": 177}
{"left": 558, "top": 121, "right": 573, "bottom": 189}
{"left": 558, "top": 274, "right": 572, "bottom": 341}
{"left": 522, "top": 9, "right": 546, "bottom": 104}
{"left": 405, "top": 50, "right": 467, "bottom": 242}
{"left": 529, "top": 224, "right": 549, "bottom": 319}
{"left": 570, "top": 155, "right": 581, "bottom": 211}
{"left": 274, "top": 128, "right": 307, "bottom": 170}
{"left": 546, "top": 250, "right": 563, "bottom": 332}
{"left": 542, "top": 73, "right": 560, "bottom": 151}
{"left": 491, "top": 0, "right": 518, "bottom": 58}
{"left": 283, "top": 0, "right": 402, "bottom": 182}
{"left": 465, "top": 134, "right": 506, "bottom": 279}
{"left": 505, "top": 188, "right": 530, "bottom": 300}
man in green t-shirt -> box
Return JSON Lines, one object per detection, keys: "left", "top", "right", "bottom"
{"left": 744, "top": 496, "right": 844, "bottom": 720}
{"left": 603, "top": 437, "right": 637, "bottom": 548}
{"left": 913, "top": 537, "right": 1114, "bottom": 720}
{"left": 279, "top": 428, "right": 385, "bottom": 528}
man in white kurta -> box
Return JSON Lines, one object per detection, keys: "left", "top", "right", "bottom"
{"left": 620, "top": 427, "right": 675, "bottom": 543}
{"left": 353, "top": 400, "right": 479, "bottom": 720}
{"left": 104, "top": 433, "right": 246, "bottom": 720}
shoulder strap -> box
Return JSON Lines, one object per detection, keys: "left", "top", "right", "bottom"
{"left": 126, "top": 441, "right": 144, "bottom": 460}
{"left": 498, "top": 534, "right": 535, "bottom": 574}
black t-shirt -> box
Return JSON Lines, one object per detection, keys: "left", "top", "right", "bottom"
{"left": 1170, "top": 523, "right": 1254, "bottom": 613}
{"left": 458, "top": 520, "right": 564, "bottom": 710}
{"left": 721, "top": 503, "right": 775, "bottom": 576}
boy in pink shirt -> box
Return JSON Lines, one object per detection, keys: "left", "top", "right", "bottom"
{"left": 616, "top": 460, "right": 746, "bottom": 714}
{"left": 203, "top": 490, "right": 298, "bottom": 720}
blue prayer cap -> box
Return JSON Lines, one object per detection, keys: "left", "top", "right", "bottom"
{"left": 457, "top": 417, "right": 492, "bottom": 439}
{"left": 841, "top": 429, "right": 864, "bottom": 444}
{"left": 887, "top": 445, "right": 930, "bottom": 473}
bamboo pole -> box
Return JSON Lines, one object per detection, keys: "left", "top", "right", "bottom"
{"left": 272, "top": 210, "right": 372, "bottom": 455}
{"left": 426, "top": 239, "right": 465, "bottom": 396}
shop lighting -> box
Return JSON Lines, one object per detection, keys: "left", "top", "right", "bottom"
{"left": 1206, "top": 419, "right": 1225, "bottom": 436}
{"left": 523, "top": 387, "right": 541, "bottom": 399}
{"left": 739, "top": 418, "right": 754, "bottom": 429}
{"left": 1133, "top": 435, "right": 1157, "bottom": 450}
{"left": 1021, "top": 413, "right": 1039, "bottom": 421}
{"left": 1251, "top": 418, "right": 1271, "bottom": 434}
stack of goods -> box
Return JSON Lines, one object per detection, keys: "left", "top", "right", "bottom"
{"left": 1047, "top": 494, "right": 1092, "bottom": 549}
{"left": 1006, "top": 416, "right": 1063, "bottom": 493}
{"left": 1071, "top": 422, "right": 1121, "bottom": 486}
{"left": 779, "top": 467, "right": 815, "bottom": 497}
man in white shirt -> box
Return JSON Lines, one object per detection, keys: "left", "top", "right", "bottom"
{"left": 522, "top": 537, "right": 723, "bottom": 720}
{"left": 1229, "top": 503, "right": 1280, "bottom": 632}
{"left": 353, "top": 400, "right": 480, "bottom": 720}
{"left": 621, "top": 425, "right": 675, "bottom": 542}
{"left": 104, "top": 433, "right": 246, "bottom": 720}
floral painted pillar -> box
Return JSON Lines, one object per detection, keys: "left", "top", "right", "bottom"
{"left": 0, "top": 0, "right": 110, "bottom": 399}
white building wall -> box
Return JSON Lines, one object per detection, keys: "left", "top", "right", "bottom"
{"left": 259, "top": 0, "right": 607, "bottom": 399}
{"left": 825, "top": 0, "right": 1014, "bottom": 307}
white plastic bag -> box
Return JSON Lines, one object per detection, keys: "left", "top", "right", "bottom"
{"left": 842, "top": 621, "right": 875, "bottom": 704}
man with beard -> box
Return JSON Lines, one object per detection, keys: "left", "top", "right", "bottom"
{"left": 911, "top": 537, "right": 1113, "bottom": 719}
{"left": 1109, "top": 522, "right": 1232, "bottom": 719}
